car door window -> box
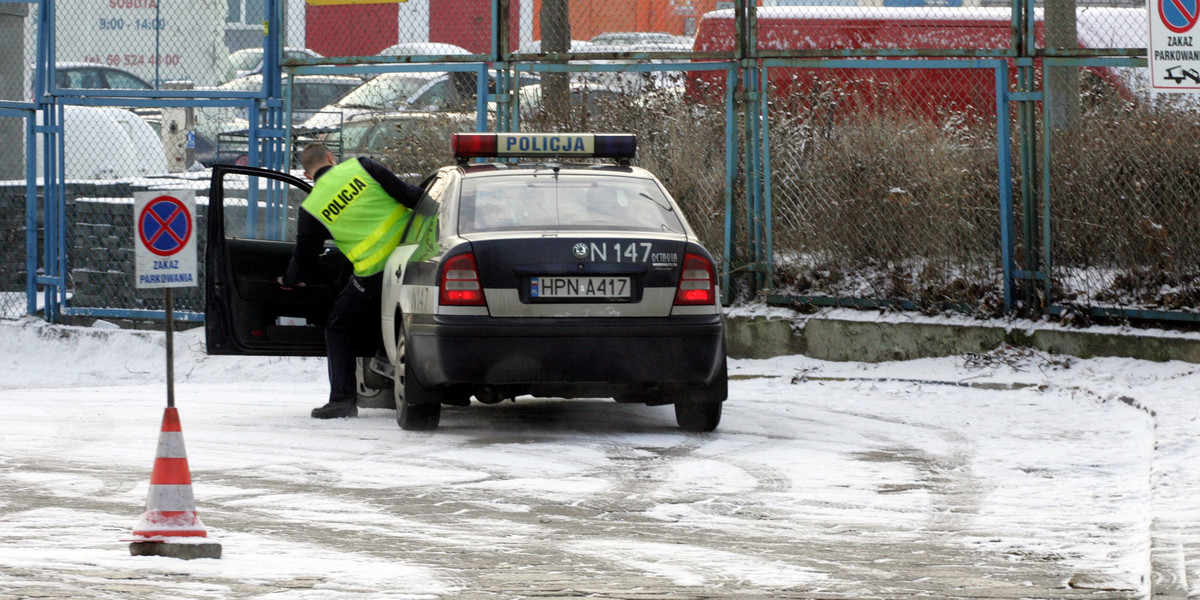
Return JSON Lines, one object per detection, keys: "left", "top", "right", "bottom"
{"left": 407, "top": 78, "right": 467, "bottom": 110}
{"left": 337, "top": 120, "right": 374, "bottom": 153}
{"left": 295, "top": 83, "right": 354, "bottom": 111}
{"left": 102, "top": 69, "right": 152, "bottom": 90}
{"left": 74, "top": 70, "right": 101, "bottom": 88}
{"left": 366, "top": 122, "right": 406, "bottom": 153}
{"left": 219, "top": 169, "right": 313, "bottom": 242}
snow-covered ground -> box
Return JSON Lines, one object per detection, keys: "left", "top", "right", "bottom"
{"left": 1, "top": 315, "right": 1197, "bottom": 599}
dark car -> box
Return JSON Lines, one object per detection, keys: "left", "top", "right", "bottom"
{"left": 54, "top": 62, "right": 154, "bottom": 90}
{"left": 51, "top": 63, "right": 221, "bottom": 167}
{"left": 204, "top": 133, "right": 727, "bottom": 432}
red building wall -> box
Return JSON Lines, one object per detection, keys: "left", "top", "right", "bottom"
{"left": 305, "top": 3, "right": 399, "bottom": 57}
{"left": 429, "top": 0, "right": 522, "bottom": 53}
{"left": 304, "top": 0, "right": 719, "bottom": 59}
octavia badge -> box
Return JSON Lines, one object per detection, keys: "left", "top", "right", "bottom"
{"left": 572, "top": 243, "right": 588, "bottom": 259}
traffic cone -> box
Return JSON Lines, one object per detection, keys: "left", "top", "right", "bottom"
{"left": 131, "top": 407, "right": 207, "bottom": 539}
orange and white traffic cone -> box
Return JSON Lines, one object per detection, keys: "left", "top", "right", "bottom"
{"left": 132, "top": 407, "right": 207, "bottom": 539}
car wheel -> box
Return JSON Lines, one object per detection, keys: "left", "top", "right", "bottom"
{"left": 674, "top": 398, "right": 722, "bottom": 432}
{"left": 394, "top": 333, "right": 441, "bottom": 431}
{"left": 673, "top": 361, "right": 727, "bottom": 433}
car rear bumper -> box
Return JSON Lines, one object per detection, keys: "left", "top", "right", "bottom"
{"left": 405, "top": 315, "right": 726, "bottom": 388}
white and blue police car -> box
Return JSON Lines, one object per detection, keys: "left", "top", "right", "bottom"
{"left": 205, "top": 133, "right": 727, "bottom": 432}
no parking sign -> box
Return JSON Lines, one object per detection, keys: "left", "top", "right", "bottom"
{"left": 1150, "top": 0, "right": 1200, "bottom": 90}
{"left": 134, "top": 191, "right": 197, "bottom": 289}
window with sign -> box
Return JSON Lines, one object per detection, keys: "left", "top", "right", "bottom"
{"left": 227, "top": 0, "right": 266, "bottom": 26}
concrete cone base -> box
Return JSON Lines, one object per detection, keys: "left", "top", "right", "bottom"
{"left": 130, "top": 540, "right": 222, "bottom": 560}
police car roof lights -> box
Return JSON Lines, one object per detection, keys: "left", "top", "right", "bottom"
{"left": 452, "top": 133, "right": 637, "bottom": 162}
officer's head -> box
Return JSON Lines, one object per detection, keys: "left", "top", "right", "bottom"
{"left": 301, "top": 143, "right": 335, "bottom": 180}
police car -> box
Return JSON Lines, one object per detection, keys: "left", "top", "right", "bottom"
{"left": 205, "top": 133, "right": 727, "bottom": 432}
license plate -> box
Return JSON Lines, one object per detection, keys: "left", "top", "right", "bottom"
{"left": 531, "top": 276, "right": 631, "bottom": 299}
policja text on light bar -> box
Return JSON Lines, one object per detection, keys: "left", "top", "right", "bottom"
{"left": 452, "top": 133, "right": 637, "bottom": 160}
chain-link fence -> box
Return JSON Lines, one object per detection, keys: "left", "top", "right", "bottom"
{"left": 6, "top": 0, "right": 1193, "bottom": 326}
{"left": 1037, "top": 9, "right": 1200, "bottom": 322}
{"left": 767, "top": 63, "right": 1007, "bottom": 316}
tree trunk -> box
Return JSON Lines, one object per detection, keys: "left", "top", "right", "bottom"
{"left": 540, "top": 0, "right": 571, "bottom": 128}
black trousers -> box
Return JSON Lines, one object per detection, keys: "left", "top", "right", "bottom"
{"left": 325, "top": 272, "right": 383, "bottom": 402}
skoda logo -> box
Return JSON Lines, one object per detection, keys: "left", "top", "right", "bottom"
{"left": 572, "top": 243, "right": 588, "bottom": 259}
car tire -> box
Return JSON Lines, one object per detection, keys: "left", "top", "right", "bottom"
{"left": 394, "top": 333, "right": 441, "bottom": 431}
{"left": 673, "top": 361, "right": 727, "bottom": 433}
{"left": 674, "top": 398, "right": 723, "bottom": 432}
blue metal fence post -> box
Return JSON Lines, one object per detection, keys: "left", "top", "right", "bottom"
{"left": 490, "top": 0, "right": 502, "bottom": 132}
{"left": 738, "top": 0, "right": 766, "bottom": 295}
{"left": 760, "top": 63, "right": 773, "bottom": 291}
{"left": 36, "top": 0, "right": 63, "bottom": 322}
{"left": 24, "top": 109, "right": 36, "bottom": 316}
{"left": 1015, "top": 0, "right": 1042, "bottom": 315}
{"left": 996, "top": 60, "right": 1015, "bottom": 313}
{"left": 47, "top": 103, "right": 64, "bottom": 323}
{"left": 476, "top": 62, "right": 490, "bottom": 133}
{"left": 743, "top": 64, "right": 759, "bottom": 292}
{"left": 722, "top": 65, "right": 738, "bottom": 305}
{"left": 25, "top": 0, "right": 49, "bottom": 317}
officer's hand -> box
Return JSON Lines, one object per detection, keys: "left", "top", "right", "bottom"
{"left": 277, "top": 275, "right": 305, "bottom": 290}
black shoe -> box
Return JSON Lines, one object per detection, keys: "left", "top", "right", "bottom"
{"left": 311, "top": 400, "right": 358, "bottom": 419}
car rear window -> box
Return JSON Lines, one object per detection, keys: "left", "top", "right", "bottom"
{"left": 458, "top": 173, "right": 685, "bottom": 234}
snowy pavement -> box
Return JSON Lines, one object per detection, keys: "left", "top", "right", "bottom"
{"left": 0, "top": 317, "right": 1197, "bottom": 599}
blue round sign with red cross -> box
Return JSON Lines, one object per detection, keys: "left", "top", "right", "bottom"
{"left": 138, "top": 195, "right": 193, "bottom": 257}
{"left": 1161, "top": 0, "right": 1200, "bottom": 34}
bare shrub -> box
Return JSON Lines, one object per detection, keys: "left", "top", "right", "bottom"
{"left": 1050, "top": 98, "right": 1200, "bottom": 313}
{"left": 768, "top": 90, "right": 1005, "bottom": 315}
{"left": 373, "top": 113, "right": 472, "bottom": 182}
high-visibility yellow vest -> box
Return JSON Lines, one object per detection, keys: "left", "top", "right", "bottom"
{"left": 301, "top": 160, "right": 434, "bottom": 276}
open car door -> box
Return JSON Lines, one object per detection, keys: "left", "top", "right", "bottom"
{"left": 205, "top": 164, "right": 352, "bottom": 356}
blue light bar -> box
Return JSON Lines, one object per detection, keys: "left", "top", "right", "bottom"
{"left": 453, "top": 133, "right": 637, "bottom": 160}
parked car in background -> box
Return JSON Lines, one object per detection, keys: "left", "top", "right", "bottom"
{"left": 301, "top": 71, "right": 539, "bottom": 131}
{"left": 53, "top": 62, "right": 155, "bottom": 91}
{"left": 300, "top": 71, "right": 443, "bottom": 131}
{"left": 400, "top": 71, "right": 540, "bottom": 112}
{"left": 589, "top": 31, "right": 693, "bottom": 51}
{"left": 193, "top": 73, "right": 361, "bottom": 140}
{"left": 49, "top": 63, "right": 220, "bottom": 169}
{"left": 514, "top": 40, "right": 597, "bottom": 55}
{"left": 225, "top": 47, "right": 324, "bottom": 82}
{"left": 378, "top": 43, "right": 474, "bottom": 57}
{"left": 515, "top": 81, "right": 627, "bottom": 115}
{"left": 322, "top": 111, "right": 476, "bottom": 170}
{"left": 36, "top": 106, "right": 167, "bottom": 180}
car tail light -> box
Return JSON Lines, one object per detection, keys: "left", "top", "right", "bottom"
{"left": 674, "top": 253, "right": 716, "bottom": 306}
{"left": 439, "top": 253, "right": 486, "bottom": 306}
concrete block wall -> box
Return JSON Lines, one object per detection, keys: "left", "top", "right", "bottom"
{"left": 725, "top": 312, "right": 1200, "bottom": 364}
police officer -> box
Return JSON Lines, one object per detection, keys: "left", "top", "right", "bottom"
{"left": 280, "top": 143, "right": 437, "bottom": 419}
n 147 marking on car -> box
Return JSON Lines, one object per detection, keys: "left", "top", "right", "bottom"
{"left": 586, "top": 242, "right": 654, "bottom": 263}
